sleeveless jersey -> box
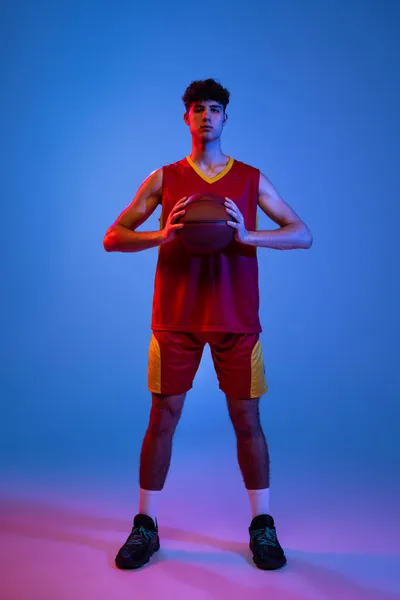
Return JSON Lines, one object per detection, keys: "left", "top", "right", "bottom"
{"left": 151, "top": 156, "right": 262, "bottom": 333}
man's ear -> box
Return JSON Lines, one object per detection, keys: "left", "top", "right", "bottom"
{"left": 184, "top": 112, "right": 189, "bottom": 125}
{"left": 223, "top": 112, "right": 228, "bottom": 126}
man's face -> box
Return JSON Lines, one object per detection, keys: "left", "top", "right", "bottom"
{"left": 184, "top": 100, "right": 227, "bottom": 142}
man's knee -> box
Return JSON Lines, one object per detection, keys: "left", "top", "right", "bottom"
{"left": 148, "top": 393, "right": 186, "bottom": 435}
{"left": 234, "top": 419, "right": 264, "bottom": 440}
{"left": 226, "top": 397, "right": 263, "bottom": 439}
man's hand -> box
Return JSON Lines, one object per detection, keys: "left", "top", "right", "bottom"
{"left": 225, "top": 198, "right": 249, "bottom": 243}
{"left": 162, "top": 197, "right": 188, "bottom": 243}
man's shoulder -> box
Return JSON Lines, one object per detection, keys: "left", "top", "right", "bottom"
{"left": 232, "top": 157, "right": 260, "bottom": 177}
{"left": 162, "top": 157, "right": 188, "bottom": 171}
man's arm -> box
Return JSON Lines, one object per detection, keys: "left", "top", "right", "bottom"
{"left": 245, "top": 172, "right": 313, "bottom": 250}
{"left": 103, "top": 169, "right": 187, "bottom": 253}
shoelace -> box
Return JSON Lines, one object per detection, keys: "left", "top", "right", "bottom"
{"left": 250, "top": 527, "right": 278, "bottom": 547}
{"left": 125, "top": 526, "right": 156, "bottom": 547}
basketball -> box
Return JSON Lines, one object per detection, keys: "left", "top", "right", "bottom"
{"left": 177, "top": 193, "right": 234, "bottom": 255}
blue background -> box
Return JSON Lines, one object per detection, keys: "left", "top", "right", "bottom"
{"left": 2, "top": 0, "right": 399, "bottom": 506}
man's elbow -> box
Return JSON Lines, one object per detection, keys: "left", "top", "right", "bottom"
{"left": 103, "top": 228, "right": 116, "bottom": 252}
{"left": 304, "top": 228, "right": 313, "bottom": 249}
{"left": 299, "top": 223, "right": 313, "bottom": 249}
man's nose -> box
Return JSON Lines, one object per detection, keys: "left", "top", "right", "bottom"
{"left": 202, "top": 110, "right": 211, "bottom": 121}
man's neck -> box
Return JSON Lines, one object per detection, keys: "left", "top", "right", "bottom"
{"left": 189, "top": 139, "right": 228, "bottom": 167}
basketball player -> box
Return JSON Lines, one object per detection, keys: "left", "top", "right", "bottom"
{"left": 103, "top": 79, "right": 313, "bottom": 571}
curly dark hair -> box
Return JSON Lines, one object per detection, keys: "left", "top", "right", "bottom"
{"left": 182, "top": 79, "right": 230, "bottom": 112}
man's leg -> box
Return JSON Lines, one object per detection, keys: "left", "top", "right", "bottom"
{"left": 115, "top": 329, "right": 203, "bottom": 570}
{"left": 209, "top": 333, "right": 270, "bottom": 510}
{"left": 226, "top": 394, "right": 286, "bottom": 570}
{"left": 140, "top": 392, "right": 186, "bottom": 491}
{"left": 225, "top": 395, "right": 270, "bottom": 491}
{"left": 115, "top": 392, "right": 186, "bottom": 570}
{"left": 213, "top": 332, "right": 286, "bottom": 570}
{"left": 140, "top": 330, "right": 203, "bottom": 520}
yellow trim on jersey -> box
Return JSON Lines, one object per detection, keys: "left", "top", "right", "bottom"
{"left": 250, "top": 339, "right": 268, "bottom": 398}
{"left": 186, "top": 155, "right": 234, "bottom": 184}
{"left": 148, "top": 334, "right": 161, "bottom": 393}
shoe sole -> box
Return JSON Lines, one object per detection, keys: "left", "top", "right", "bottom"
{"left": 252, "top": 553, "right": 287, "bottom": 570}
{"left": 115, "top": 540, "right": 160, "bottom": 570}
{"left": 250, "top": 541, "right": 287, "bottom": 570}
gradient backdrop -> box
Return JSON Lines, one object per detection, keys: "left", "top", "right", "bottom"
{"left": 1, "top": 1, "right": 399, "bottom": 599}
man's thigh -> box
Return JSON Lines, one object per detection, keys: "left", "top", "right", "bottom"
{"left": 148, "top": 331, "right": 205, "bottom": 396}
{"left": 208, "top": 333, "right": 268, "bottom": 399}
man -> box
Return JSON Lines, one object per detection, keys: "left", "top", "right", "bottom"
{"left": 103, "top": 78, "right": 313, "bottom": 571}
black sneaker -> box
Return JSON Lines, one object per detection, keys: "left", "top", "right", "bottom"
{"left": 249, "top": 514, "right": 287, "bottom": 570}
{"left": 115, "top": 513, "right": 160, "bottom": 569}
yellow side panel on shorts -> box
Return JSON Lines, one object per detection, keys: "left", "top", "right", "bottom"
{"left": 251, "top": 339, "right": 268, "bottom": 398}
{"left": 148, "top": 334, "right": 161, "bottom": 393}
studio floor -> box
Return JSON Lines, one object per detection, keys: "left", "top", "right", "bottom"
{"left": 1, "top": 455, "right": 399, "bottom": 600}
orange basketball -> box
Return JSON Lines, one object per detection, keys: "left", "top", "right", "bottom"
{"left": 177, "top": 193, "right": 234, "bottom": 255}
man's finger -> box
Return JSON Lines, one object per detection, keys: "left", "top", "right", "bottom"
{"left": 226, "top": 207, "right": 241, "bottom": 222}
{"left": 174, "top": 197, "right": 187, "bottom": 208}
{"left": 171, "top": 209, "right": 185, "bottom": 221}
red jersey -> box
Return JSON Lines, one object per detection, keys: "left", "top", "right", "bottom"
{"left": 151, "top": 156, "right": 262, "bottom": 333}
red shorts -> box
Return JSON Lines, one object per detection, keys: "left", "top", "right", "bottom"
{"left": 148, "top": 331, "right": 268, "bottom": 398}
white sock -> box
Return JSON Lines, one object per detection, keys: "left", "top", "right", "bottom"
{"left": 139, "top": 488, "right": 160, "bottom": 524}
{"left": 247, "top": 487, "right": 270, "bottom": 518}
